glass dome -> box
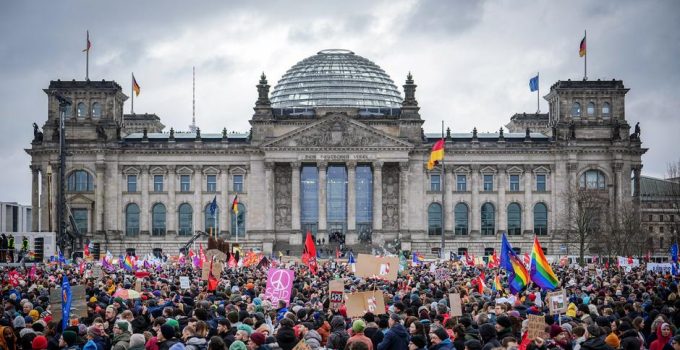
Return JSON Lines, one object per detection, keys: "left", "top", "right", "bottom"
{"left": 270, "top": 49, "right": 403, "bottom": 108}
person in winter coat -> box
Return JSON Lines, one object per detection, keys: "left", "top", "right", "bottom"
{"left": 0, "top": 325, "right": 17, "bottom": 350}
{"left": 326, "top": 316, "right": 349, "bottom": 350}
{"left": 217, "top": 320, "right": 236, "bottom": 348}
{"left": 58, "top": 331, "right": 80, "bottom": 350}
{"left": 346, "top": 320, "right": 373, "bottom": 350}
{"left": 377, "top": 314, "right": 408, "bottom": 350}
{"left": 158, "top": 325, "right": 181, "bottom": 350}
{"left": 364, "top": 321, "right": 384, "bottom": 350}
{"left": 649, "top": 324, "right": 673, "bottom": 350}
{"left": 299, "top": 323, "right": 322, "bottom": 350}
{"left": 316, "top": 321, "right": 330, "bottom": 346}
{"left": 619, "top": 323, "right": 643, "bottom": 350}
{"left": 129, "top": 334, "right": 146, "bottom": 350}
{"left": 183, "top": 326, "right": 208, "bottom": 350}
{"left": 409, "top": 335, "right": 427, "bottom": 350}
{"left": 479, "top": 324, "right": 501, "bottom": 350}
{"left": 580, "top": 325, "right": 614, "bottom": 350}
{"left": 495, "top": 316, "right": 514, "bottom": 342}
{"left": 429, "top": 328, "right": 455, "bottom": 350}
{"left": 274, "top": 318, "right": 296, "bottom": 350}
{"left": 112, "top": 322, "right": 132, "bottom": 350}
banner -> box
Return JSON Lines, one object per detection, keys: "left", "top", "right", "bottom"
{"left": 355, "top": 254, "right": 399, "bottom": 281}
{"left": 646, "top": 263, "right": 672, "bottom": 274}
{"left": 345, "top": 291, "right": 386, "bottom": 318}
{"left": 265, "top": 268, "right": 294, "bottom": 306}
{"left": 328, "top": 279, "right": 344, "bottom": 310}
{"left": 617, "top": 257, "right": 639, "bottom": 271}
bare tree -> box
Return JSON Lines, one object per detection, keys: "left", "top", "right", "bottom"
{"left": 561, "top": 188, "right": 609, "bottom": 265}
{"left": 666, "top": 160, "right": 680, "bottom": 246}
{"left": 601, "top": 200, "right": 646, "bottom": 258}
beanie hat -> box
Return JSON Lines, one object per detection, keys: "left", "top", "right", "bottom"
{"left": 62, "top": 331, "right": 78, "bottom": 346}
{"left": 116, "top": 321, "right": 129, "bottom": 332}
{"left": 32, "top": 335, "right": 48, "bottom": 350}
{"left": 13, "top": 315, "right": 26, "bottom": 328}
{"left": 549, "top": 324, "right": 564, "bottom": 338}
{"left": 229, "top": 340, "right": 247, "bottom": 350}
{"left": 433, "top": 327, "right": 449, "bottom": 341}
{"left": 352, "top": 320, "right": 366, "bottom": 333}
{"left": 160, "top": 324, "right": 175, "bottom": 340}
{"left": 129, "top": 334, "right": 146, "bottom": 348}
{"left": 496, "top": 315, "right": 512, "bottom": 329}
{"left": 237, "top": 324, "right": 253, "bottom": 336}
{"left": 164, "top": 318, "right": 179, "bottom": 331}
{"left": 605, "top": 332, "right": 620, "bottom": 349}
{"left": 250, "top": 332, "right": 266, "bottom": 346}
{"left": 410, "top": 335, "right": 427, "bottom": 348}
{"left": 29, "top": 310, "right": 40, "bottom": 321}
{"left": 113, "top": 297, "right": 124, "bottom": 304}
{"left": 87, "top": 326, "right": 103, "bottom": 337}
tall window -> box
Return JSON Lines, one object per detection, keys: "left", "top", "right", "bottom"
{"left": 512, "top": 247, "right": 521, "bottom": 255}
{"left": 300, "top": 166, "right": 318, "bottom": 235}
{"left": 602, "top": 102, "right": 611, "bottom": 117}
{"left": 428, "top": 203, "right": 442, "bottom": 236}
{"left": 127, "top": 175, "right": 137, "bottom": 192}
{"left": 454, "top": 203, "right": 469, "bottom": 235}
{"left": 509, "top": 175, "right": 520, "bottom": 191}
{"left": 205, "top": 203, "right": 219, "bottom": 235}
{"left": 233, "top": 175, "right": 243, "bottom": 193}
{"left": 536, "top": 174, "right": 546, "bottom": 192}
{"left": 231, "top": 203, "right": 246, "bottom": 237}
{"left": 72, "top": 208, "right": 88, "bottom": 234}
{"left": 481, "top": 203, "right": 495, "bottom": 235}
{"left": 579, "top": 170, "right": 606, "bottom": 190}
{"left": 151, "top": 203, "right": 166, "bottom": 236}
{"left": 355, "top": 165, "right": 373, "bottom": 237}
{"left": 125, "top": 203, "right": 140, "bottom": 236}
{"left": 178, "top": 203, "right": 192, "bottom": 236}
{"left": 534, "top": 203, "right": 548, "bottom": 235}
{"left": 587, "top": 102, "right": 595, "bottom": 117}
{"left": 206, "top": 175, "right": 217, "bottom": 192}
{"left": 571, "top": 102, "right": 581, "bottom": 117}
{"left": 180, "top": 175, "right": 191, "bottom": 192}
{"left": 327, "top": 165, "right": 348, "bottom": 234}
{"left": 77, "top": 102, "right": 87, "bottom": 118}
{"left": 457, "top": 175, "right": 467, "bottom": 191}
{"left": 484, "top": 248, "right": 495, "bottom": 256}
{"left": 154, "top": 175, "right": 164, "bottom": 192}
{"left": 430, "top": 174, "right": 441, "bottom": 191}
{"left": 483, "top": 175, "right": 494, "bottom": 191}
{"left": 67, "top": 170, "right": 94, "bottom": 192}
{"left": 91, "top": 102, "right": 102, "bottom": 118}
{"left": 507, "top": 203, "right": 522, "bottom": 235}
{"left": 458, "top": 248, "right": 468, "bottom": 256}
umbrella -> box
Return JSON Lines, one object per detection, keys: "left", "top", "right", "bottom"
{"left": 113, "top": 289, "right": 141, "bottom": 300}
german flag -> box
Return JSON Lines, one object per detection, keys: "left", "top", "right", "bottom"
{"left": 427, "top": 139, "right": 445, "bottom": 170}
{"left": 231, "top": 195, "right": 239, "bottom": 214}
{"left": 132, "top": 74, "right": 141, "bottom": 96}
{"left": 579, "top": 36, "right": 586, "bottom": 57}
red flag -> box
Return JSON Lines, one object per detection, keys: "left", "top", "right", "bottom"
{"left": 627, "top": 256, "right": 633, "bottom": 264}
{"left": 335, "top": 247, "right": 340, "bottom": 259}
{"left": 82, "top": 30, "right": 91, "bottom": 52}
{"left": 477, "top": 272, "right": 487, "bottom": 293}
{"left": 84, "top": 242, "right": 90, "bottom": 257}
{"left": 303, "top": 231, "right": 318, "bottom": 275}
{"left": 207, "top": 259, "right": 218, "bottom": 291}
{"left": 134, "top": 271, "right": 150, "bottom": 279}
{"left": 605, "top": 260, "right": 610, "bottom": 269}
{"left": 518, "top": 332, "right": 531, "bottom": 350}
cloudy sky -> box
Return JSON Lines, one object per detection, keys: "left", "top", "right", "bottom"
{"left": 1, "top": 0, "right": 679, "bottom": 205}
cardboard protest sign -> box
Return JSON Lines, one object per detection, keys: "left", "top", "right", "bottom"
{"left": 264, "top": 268, "right": 294, "bottom": 306}
{"left": 527, "top": 314, "right": 547, "bottom": 340}
{"left": 291, "top": 339, "right": 312, "bottom": 350}
{"left": 202, "top": 260, "right": 223, "bottom": 280}
{"left": 328, "top": 279, "right": 344, "bottom": 310}
{"left": 547, "top": 290, "right": 567, "bottom": 315}
{"left": 179, "top": 276, "right": 190, "bottom": 289}
{"left": 449, "top": 293, "right": 463, "bottom": 317}
{"left": 355, "top": 254, "right": 399, "bottom": 281}
{"left": 345, "top": 291, "right": 386, "bottom": 318}
{"left": 206, "top": 249, "right": 227, "bottom": 261}
{"left": 49, "top": 288, "right": 62, "bottom": 322}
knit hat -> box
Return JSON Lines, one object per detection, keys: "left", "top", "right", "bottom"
{"left": 433, "top": 327, "right": 449, "bottom": 341}
{"left": 549, "top": 324, "right": 564, "bottom": 338}
{"left": 13, "top": 315, "right": 26, "bottom": 328}
{"left": 160, "top": 324, "right": 175, "bottom": 340}
{"left": 87, "top": 326, "right": 103, "bottom": 337}
{"left": 164, "top": 318, "right": 179, "bottom": 331}
{"left": 250, "top": 332, "right": 266, "bottom": 346}
{"left": 116, "top": 321, "right": 129, "bottom": 332}
{"left": 410, "top": 335, "right": 427, "bottom": 348}
{"left": 62, "top": 331, "right": 78, "bottom": 346}
{"left": 113, "top": 297, "right": 124, "bottom": 304}
{"left": 129, "top": 334, "right": 146, "bottom": 348}
{"left": 32, "top": 335, "right": 48, "bottom": 350}
{"left": 229, "top": 340, "right": 247, "bottom": 350}
{"left": 352, "top": 320, "right": 366, "bottom": 333}
{"left": 29, "top": 310, "right": 40, "bottom": 321}
{"left": 237, "top": 324, "right": 253, "bottom": 336}
{"left": 496, "top": 315, "right": 512, "bottom": 328}
{"left": 605, "top": 332, "right": 620, "bottom": 348}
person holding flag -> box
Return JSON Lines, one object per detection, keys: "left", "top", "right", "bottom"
{"left": 302, "top": 231, "right": 318, "bottom": 275}
{"left": 61, "top": 275, "right": 72, "bottom": 330}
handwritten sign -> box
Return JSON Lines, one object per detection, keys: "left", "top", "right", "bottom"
{"left": 206, "top": 249, "right": 227, "bottom": 261}
{"left": 527, "top": 314, "right": 547, "bottom": 340}
{"left": 449, "top": 293, "right": 462, "bottom": 317}
{"left": 264, "top": 268, "right": 294, "bottom": 306}
{"left": 345, "top": 291, "right": 386, "bottom": 318}
{"left": 179, "top": 276, "right": 190, "bottom": 289}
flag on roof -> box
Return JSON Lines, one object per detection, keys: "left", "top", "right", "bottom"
{"left": 427, "top": 139, "right": 445, "bottom": 170}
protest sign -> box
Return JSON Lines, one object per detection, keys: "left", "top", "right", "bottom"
{"left": 355, "top": 254, "right": 399, "bottom": 281}
{"left": 134, "top": 280, "right": 142, "bottom": 292}
{"left": 527, "top": 314, "right": 547, "bottom": 340}
{"left": 50, "top": 285, "right": 87, "bottom": 320}
{"left": 547, "top": 290, "right": 567, "bottom": 315}
{"left": 206, "top": 249, "right": 227, "bottom": 261}
{"left": 328, "top": 279, "right": 344, "bottom": 310}
{"left": 202, "top": 260, "right": 223, "bottom": 280}
{"left": 647, "top": 263, "right": 673, "bottom": 274}
{"left": 180, "top": 276, "right": 190, "bottom": 289}
{"left": 617, "top": 257, "right": 639, "bottom": 272}
{"left": 345, "top": 291, "right": 386, "bottom": 318}
{"left": 291, "top": 339, "right": 312, "bottom": 350}
{"left": 91, "top": 265, "right": 102, "bottom": 279}
{"left": 264, "top": 268, "right": 294, "bottom": 306}
{"left": 449, "top": 293, "right": 463, "bottom": 317}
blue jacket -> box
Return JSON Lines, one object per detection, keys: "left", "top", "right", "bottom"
{"left": 431, "top": 339, "right": 455, "bottom": 350}
{"left": 377, "top": 323, "right": 409, "bottom": 350}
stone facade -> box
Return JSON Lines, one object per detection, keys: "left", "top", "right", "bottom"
{"left": 27, "top": 71, "right": 646, "bottom": 258}
{"left": 639, "top": 176, "right": 680, "bottom": 255}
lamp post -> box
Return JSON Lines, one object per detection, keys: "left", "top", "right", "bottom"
{"left": 54, "top": 93, "right": 71, "bottom": 255}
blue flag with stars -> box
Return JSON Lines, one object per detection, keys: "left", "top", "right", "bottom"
{"left": 529, "top": 75, "right": 539, "bottom": 92}
{"left": 209, "top": 195, "right": 217, "bottom": 216}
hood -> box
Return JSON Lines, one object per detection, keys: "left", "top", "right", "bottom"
{"left": 305, "top": 330, "right": 322, "bottom": 342}
{"left": 186, "top": 337, "right": 207, "bottom": 346}
{"left": 479, "top": 324, "right": 497, "bottom": 342}
{"left": 655, "top": 324, "right": 671, "bottom": 344}
{"left": 330, "top": 316, "right": 345, "bottom": 331}
{"left": 582, "top": 337, "right": 610, "bottom": 350}
{"left": 391, "top": 323, "right": 408, "bottom": 338}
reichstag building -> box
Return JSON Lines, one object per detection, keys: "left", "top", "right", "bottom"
{"left": 27, "top": 49, "right": 646, "bottom": 257}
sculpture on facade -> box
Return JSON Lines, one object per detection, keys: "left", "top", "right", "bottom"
{"left": 32, "top": 122, "right": 43, "bottom": 144}
{"left": 630, "top": 122, "right": 641, "bottom": 141}
{"left": 96, "top": 125, "right": 107, "bottom": 141}
{"left": 569, "top": 122, "right": 576, "bottom": 140}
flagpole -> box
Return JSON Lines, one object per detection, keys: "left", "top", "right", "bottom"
{"left": 85, "top": 31, "right": 89, "bottom": 80}
{"left": 131, "top": 73, "right": 134, "bottom": 114}
{"left": 584, "top": 30, "right": 587, "bottom": 81}
{"left": 441, "top": 120, "right": 445, "bottom": 257}
{"left": 536, "top": 72, "right": 540, "bottom": 113}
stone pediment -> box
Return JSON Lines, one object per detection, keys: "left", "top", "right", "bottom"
{"left": 262, "top": 114, "right": 412, "bottom": 149}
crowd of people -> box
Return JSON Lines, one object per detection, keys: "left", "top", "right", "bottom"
{"left": 1, "top": 252, "right": 679, "bottom": 350}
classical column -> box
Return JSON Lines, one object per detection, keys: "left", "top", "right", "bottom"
{"left": 445, "top": 165, "right": 455, "bottom": 234}
{"left": 168, "top": 165, "right": 177, "bottom": 233}
{"left": 291, "top": 162, "right": 301, "bottom": 231}
{"left": 471, "top": 165, "right": 480, "bottom": 234}
{"left": 107, "top": 162, "right": 119, "bottom": 234}
{"left": 347, "top": 161, "right": 356, "bottom": 231}
{"left": 219, "top": 166, "right": 229, "bottom": 234}
{"left": 497, "top": 166, "right": 506, "bottom": 234}
{"left": 31, "top": 165, "right": 40, "bottom": 231}
{"left": 399, "top": 162, "right": 410, "bottom": 232}
{"left": 140, "top": 165, "right": 149, "bottom": 233}
{"left": 523, "top": 166, "right": 533, "bottom": 233}
{"left": 372, "top": 161, "right": 383, "bottom": 231}
{"left": 613, "top": 162, "right": 624, "bottom": 211}
{"left": 264, "top": 162, "right": 275, "bottom": 231}
{"left": 193, "top": 166, "right": 203, "bottom": 233}
{"left": 95, "top": 162, "right": 106, "bottom": 232}
{"left": 318, "top": 161, "right": 327, "bottom": 232}
{"left": 40, "top": 164, "right": 50, "bottom": 232}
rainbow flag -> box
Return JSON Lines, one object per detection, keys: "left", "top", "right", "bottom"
{"left": 123, "top": 255, "right": 135, "bottom": 271}
{"left": 530, "top": 237, "right": 559, "bottom": 290}
{"left": 508, "top": 253, "right": 529, "bottom": 294}
{"left": 493, "top": 274, "right": 503, "bottom": 293}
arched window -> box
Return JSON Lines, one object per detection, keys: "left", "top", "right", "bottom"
{"left": 151, "top": 203, "right": 166, "bottom": 236}
{"left": 91, "top": 102, "right": 102, "bottom": 118}
{"left": 125, "top": 203, "right": 140, "bottom": 236}
{"left": 534, "top": 203, "right": 548, "bottom": 235}
{"left": 178, "top": 203, "right": 193, "bottom": 236}
{"left": 602, "top": 102, "right": 611, "bottom": 117}
{"left": 428, "top": 203, "right": 442, "bottom": 236}
{"left": 60, "top": 104, "right": 72, "bottom": 118}
{"left": 231, "top": 203, "right": 246, "bottom": 237}
{"left": 481, "top": 203, "right": 495, "bottom": 235}
{"left": 579, "top": 170, "right": 606, "bottom": 190}
{"left": 587, "top": 102, "right": 595, "bottom": 117}
{"left": 454, "top": 203, "right": 469, "bottom": 235}
{"left": 507, "top": 203, "right": 522, "bottom": 235}
{"left": 77, "top": 102, "right": 87, "bottom": 118}
{"left": 67, "top": 170, "right": 94, "bottom": 191}
{"left": 204, "top": 203, "right": 219, "bottom": 235}
{"left": 571, "top": 102, "right": 581, "bottom": 117}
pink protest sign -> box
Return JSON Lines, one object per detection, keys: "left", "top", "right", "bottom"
{"left": 265, "top": 268, "right": 294, "bottom": 306}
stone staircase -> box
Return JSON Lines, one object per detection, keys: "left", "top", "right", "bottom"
{"left": 273, "top": 241, "right": 373, "bottom": 259}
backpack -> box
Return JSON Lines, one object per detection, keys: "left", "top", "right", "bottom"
{"left": 328, "top": 330, "right": 349, "bottom": 350}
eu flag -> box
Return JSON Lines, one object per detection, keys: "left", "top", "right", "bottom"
{"left": 209, "top": 195, "right": 217, "bottom": 216}
{"left": 529, "top": 75, "right": 539, "bottom": 92}
{"left": 61, "top": 276, "right": 72, "bottom": 330}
